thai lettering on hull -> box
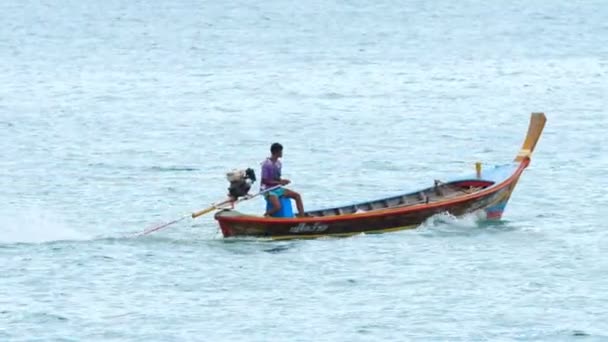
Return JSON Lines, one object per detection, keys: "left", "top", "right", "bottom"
{"left": 289, "top": 222, "right": 329, "bottom": 233}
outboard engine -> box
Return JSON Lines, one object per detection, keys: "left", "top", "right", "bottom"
{"left": 226, "top": 168, "right": 256, "bottom": 199}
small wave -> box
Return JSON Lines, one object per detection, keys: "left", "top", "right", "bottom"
{"left": 5, "top": 311, "right": 69, "bottom": 323}
{"left": 529, "top": 329, "right": 605, "bottom": 340}
{"left": 86, "top": 163, "right": 199, "bottom": 173}
{"left": 213, "top": 106, "right": 241, "bottom": 113}
{"left": 322, "top": 92, "right": 347, "bottom": 99}
{"left": 263, "top": 244, "right": 293, "bottom": 254}
{"left": 147, "top": 166, "right": 199, "bottom": 172}
{"left": 571, "top": 330, "right": 590, "bottom": 337}
{"left": 28, "top": 312, "right": 69, "bottom": 322}
{"left": 0, "top": 209, "right": 90, "bottom": 244}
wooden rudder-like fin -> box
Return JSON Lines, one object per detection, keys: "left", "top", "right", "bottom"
{"left": 514, "top": 112, "right": 547, "bottom": 162}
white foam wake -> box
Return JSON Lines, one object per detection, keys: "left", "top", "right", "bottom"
{"left": 425, "top": 211, "right": 486, "bottom": 227}
{"left": 418, "top": 210, "right": 488, "bottom": 235}
{"left": 0, "top": 208, "right": 89, "bottom": 244}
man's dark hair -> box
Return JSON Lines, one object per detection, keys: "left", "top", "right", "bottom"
{"left": 270, "top": 142, "right": 283, "bottom": 154}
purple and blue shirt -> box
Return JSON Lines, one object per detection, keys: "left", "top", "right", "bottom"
{"left": 261, "top": 158, "right": 281, "bottom": 191}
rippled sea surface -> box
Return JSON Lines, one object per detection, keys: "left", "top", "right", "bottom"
{"left": 1, "top": 0, "right": 607, "bottom": 340}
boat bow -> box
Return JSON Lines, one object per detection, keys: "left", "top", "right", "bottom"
{"left": 214, "top": 113, "right": 546, "bottom": 239}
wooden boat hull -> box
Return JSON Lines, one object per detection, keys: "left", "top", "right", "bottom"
{"left": 215, "top": 161, "right": 526, "bottom": 239}
{"left": 214, "top": 113, "right": 546, "bottom": 240}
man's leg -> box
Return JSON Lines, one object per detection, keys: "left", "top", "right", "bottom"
{"left": 283, "top": 189, "right": 304, "bottom": 216}
{"left": 265, "top": 195, "right": 281, "bottom": 217}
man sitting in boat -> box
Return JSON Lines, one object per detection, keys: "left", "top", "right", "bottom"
{"left": 261, "top": 143, "right": 305, "bottom": 217}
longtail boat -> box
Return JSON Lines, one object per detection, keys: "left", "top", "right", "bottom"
{"left": 214, "top": 113, "right": 546, "bottom": 240}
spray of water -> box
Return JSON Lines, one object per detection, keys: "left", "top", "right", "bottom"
{"left": 0, "top": 208, "right": 89, "bottom": 244}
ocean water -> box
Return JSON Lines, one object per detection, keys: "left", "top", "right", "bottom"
{"left": 1, "top": 0, "right": 607, "bottom": 340}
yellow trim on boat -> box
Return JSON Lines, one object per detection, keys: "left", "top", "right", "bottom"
{"left": 514, "top": 112, "right": 546, "bottom": 162}
{"left": 267, "top": 224, "right": 420, "bottom": 240}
